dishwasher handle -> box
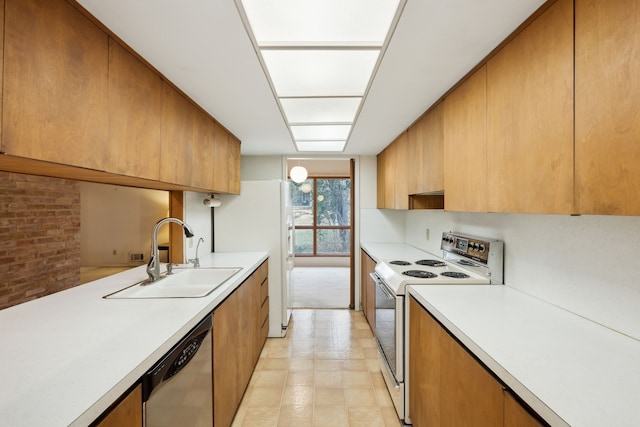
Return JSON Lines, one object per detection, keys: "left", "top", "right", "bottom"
{"left": 142, "top": 315, "right": 212, "bottom": 402}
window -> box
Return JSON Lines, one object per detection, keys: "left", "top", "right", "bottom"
{"left": 291, "top": 177, "right": 351, "bottom": 256}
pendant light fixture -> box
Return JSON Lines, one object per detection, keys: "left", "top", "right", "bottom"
{"left": 290, "top": 165, "right": 308, "bottom": 183}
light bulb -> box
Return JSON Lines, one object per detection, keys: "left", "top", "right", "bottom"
{"left": 290, "top": 166, "right": 308, "bottom": 183}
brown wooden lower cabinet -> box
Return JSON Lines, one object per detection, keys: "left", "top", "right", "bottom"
{"left": 213, "top": 260, "right": 269, "bottom": 426}
{"left": 94, "top": 384, "right": 142, "bottom": 427}
{"left": 360, "top": 249, "right": 376, "bottom": 333}
{"left": 409, "top": 296, "right": 544, "bottom": 427}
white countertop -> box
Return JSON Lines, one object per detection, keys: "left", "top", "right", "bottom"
{"left": 407, "top": 285, "right": 640, "bottom": 427}
{"left": 361, "top": 242, "right": 436, "bottom": 263}
{"left": 0, "top": 251, "right": 268, "bottom": 427}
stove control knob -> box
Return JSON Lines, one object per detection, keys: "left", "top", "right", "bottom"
{"left": 479, "top": 244, "right": 486, "bottom": 252}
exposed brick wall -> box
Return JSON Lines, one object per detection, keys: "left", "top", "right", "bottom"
{"left": 0, "top": 171, "right": 80, "bottom": 310}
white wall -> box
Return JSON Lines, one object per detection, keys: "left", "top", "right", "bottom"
{"left": 79, "top": 182, "right": 169, "bottom": 266}
{"left": 184, "top": 191, "right": 215, "bottom": 262}
{"left": 404, "top": 210, "right": 640, "bottom": 341}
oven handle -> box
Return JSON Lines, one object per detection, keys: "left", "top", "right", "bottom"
{"left": 370, "top": 273, "right": 395, "bottom": 299}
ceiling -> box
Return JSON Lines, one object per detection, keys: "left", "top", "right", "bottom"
{"left": 76, "top": 0, "right": 546, "bottom": 156}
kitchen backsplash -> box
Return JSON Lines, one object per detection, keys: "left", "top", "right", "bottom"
{"left": 405, "top": 209, "right": 640, "bottom": 341}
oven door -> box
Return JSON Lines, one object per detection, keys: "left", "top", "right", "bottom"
{"left": 372, "top": 273, "right": 403, "bottom": 382}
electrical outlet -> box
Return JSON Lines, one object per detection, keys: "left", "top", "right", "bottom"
{"left": 425, "top": 229, "right": 430, "bottom": 240}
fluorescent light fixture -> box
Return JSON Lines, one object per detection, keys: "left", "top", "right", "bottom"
{"left": 242, "top": 0, "right": 400, "bottom": 45}
{"left": 262, "top": 49, "right": 379, "bottom": 97}
{"left": 291, "top": 125, "right": 351, "bottom": 141}
{"left": 236, "top": 0, "right": 405, "bottom": 152}
{"left": 296, "top": 141, "right": 346, "bottom": 152}
{"left": 280, "top": 98, "right": 361, "bottom": 124}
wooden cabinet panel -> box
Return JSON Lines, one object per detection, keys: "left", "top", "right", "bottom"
{"left": 408, "top": 102, "right": 444, "bottom": 195}
{"left": 213, "top": 122, "right": 230, "bottom": 193}
{"left": 486, "top": 0, "right": 574, "bottom": 214}
{"left": 409, "top": 297, "right": 442, "bottom": 426}
{"left": 191, "top": 111, "right": 215, "bottom": 190}
{"left": 393, "top": 132, "right": 409, "bottom": 210}
{"left": 444, "top": 66, "right": 488, "bottom": 212}
{"left": 108, "top": 39, "right": 162, "bottom": 180}
{"left": 376, "top": 148, "right": 388, "bottom": 209}
{"left": 213, "top": 260, "right": 268, "bottom": 426}
{"left": 3, "top": 0, "right": 109, "bottom": 170}
{"left": 440, "top": 325, "right": 504, "bottom": 426}
{"left": 575, "top": 0, "right": 640, "bottom": 215}
{"left": 228, "top": 135, "right": 241, "bottom": 195}
{"left": 161, "top": 82, "right": 193, "bottom": 186}
{"left": 360, "top": 249, "right": 376, "bottom": 333}
{"left": 96, "top": 384, "right": 142, "bottom": 427}
{"left": 504, "top": 390, "right": 544, "bottom": 427}
{"left": 213, "top": 291, "right": 240, "bottom": 427}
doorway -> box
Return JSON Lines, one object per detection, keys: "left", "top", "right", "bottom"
{"left": 287, "top": 158, "right": 355, "bottom": 309}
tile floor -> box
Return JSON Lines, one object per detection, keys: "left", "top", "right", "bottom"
{"left": 232, "top": 309, "right": 401, "bottom": 427}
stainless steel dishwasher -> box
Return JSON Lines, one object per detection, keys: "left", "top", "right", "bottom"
{"left": 142, "top": 314, "right": 212, "bottom": 426}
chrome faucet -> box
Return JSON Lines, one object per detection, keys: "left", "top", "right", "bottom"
{"left": 146, "top": 217, "right": 195, "bottom": 283}
{"left": 189, "top": 237, "right": 205, "bottom": 268}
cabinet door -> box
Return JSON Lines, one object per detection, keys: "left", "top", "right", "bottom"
{"left": 213, "top": 291, "right": 240, "bottom": 427}
{"left": 108, "top": 40, "right": 162, "bottom": 180}
{"left": 408, "top": 103, "right": 445, "bottom": 196}
{"left": 3, "top": 0, "right": 108, "bottom": 170}
{"left": 228, "top": 135, "right": 241, "bottom": 195}
{"left": 96, "top": 384, "right": 142, "bottom": 427}
{"left": 191, "top": 110, "right": 215, "bottom": 190}
{"left": 409, "top": 297, "right": 442, "bottom": 426}
{"left": 575, "top": 0, "right": 640, "bottom": 215}
{"left": 440, "top": 319, "right": 504, "bottom": 426}
{"left": 504, "top": 390, "right": 544, "bottom": 427}
{"left": 444, "top": 66, "right": 488, "bottom": 212}
{"left": 161, "top": 82, "right": 197, "bottom": 186}
{"left": 376, "top": 149, "right": 388, "bottom": 209}
{"left": 393, "top": 132, "right": 409, "bottom": 210}
{"left": 486, "top": 0, "right": 574, "bottom": 214}
{"left": 212, "top": 122, "right": 230, "bottom": 193}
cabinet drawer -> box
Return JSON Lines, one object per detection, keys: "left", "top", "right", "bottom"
{"left": 260, "top": 279, "right": 269, "bottom": 305}
{"left": 260, "top": 296, "right": 269, "bottom": 324}
{"left": 257, "top": 261, "right": 269, "bottom": 284}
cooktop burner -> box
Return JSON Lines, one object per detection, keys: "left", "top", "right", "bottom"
{"left": 457, "top": 259, "right": 477, "bottom": 267}
{"left": 402, "top": 270, "right": 438, "bottom": 279}
{"left": 415, "top": 259, "right": 446, "bottom": 267}
{"left": 390, "top": 260, "right": 411, "bottom": 266}
{"left": 440, "top": 271, "right": 470, "bottom": 279}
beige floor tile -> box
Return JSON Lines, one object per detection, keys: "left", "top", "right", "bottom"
{"left": 314, "top": 386, "right": 346, "bottom": 406}
{"left": 344, "top": 387, "right": 378, "bottom": 407}
{"left": 261, "top": 358, "right": 290, "bottom": 371}
{"left": 313, "top": 405, "right": 349, "bottom": 427}
{"left": 256, "top": 370, "right": 288, "bottom": 387}
{"left": 314, "top": 370, "right": 343, "bottom": 387}
{"left": 282, "top": 385, "right": 314, "bottom": 406}
{"left": 342, "top": 371, "right": 373, "bottom": 388}
{"left": 247, "top": 386, "right": 284, "bottom": 406}
{"left": 287, "top": 370, "right": 315, "bottom": 386}
{"left": 348, "top": 406, "right": 386, "bottom": 427}
{"left": 381, "top": 406, "right": 402, "bottom": 427}
{"left": 277, "top": 405, "right": 313, "bottom": 426}
{"left": 288, "top": 358, "right": 315, "bottom": 371}
{"left": 314, "top": 359, "right": 345, "bottom": 371}
{"left": 241, "top": 406, "right": 280, "bottom": 427}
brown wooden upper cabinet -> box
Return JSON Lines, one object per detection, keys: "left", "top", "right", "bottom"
{"left": 408, "top": 102, "right": 445, "bottom": 195}
{"left": 575, "top": 0, "right": 640, "bottom": 215}
{"left": 108, "top": 39, "right": 162, "bottom": 181}
{"left": 0, "top": 0, "right": 240, "bottom": 195}
{"left": 3, "top": 0, "right": 109, "bottom": 170}
{"left": 486, "top": 0, "right": 574, "bottom": 214}
{"left": 377, "top": 132, "right": 409, "bottom": 210}
{"left": 443, "top": 65, "right": 488, "bottom": 213}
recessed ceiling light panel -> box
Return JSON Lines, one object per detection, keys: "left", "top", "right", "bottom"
{"left": 241, "top": 0, "right": 400, "bottom": 45}
{"left": 296, "top": 141, "right": 346, "bottom": 152}
{"left": 280, "top": 97, "right": 361, "bottom": 124}
{"left": 262, "top": 49, "right": 379, "bottom": 97}
{"left": 291, "top": 124, "right": 351, "bottom": 140}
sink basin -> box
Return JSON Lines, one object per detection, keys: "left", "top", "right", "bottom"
{"left": 104, "top": 267, "right": 242, "bottom": 299}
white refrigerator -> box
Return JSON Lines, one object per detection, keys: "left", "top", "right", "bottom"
{"left": 214, "top": 180, "right": 294, "bottom": 337}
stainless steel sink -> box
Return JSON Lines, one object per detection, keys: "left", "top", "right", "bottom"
{"left": 104, "top": 267, "right": 242, "bottom": 299}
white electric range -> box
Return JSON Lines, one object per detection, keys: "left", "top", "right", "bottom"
{"left": 372, "top": 232, "right": 504, "bottom": 425}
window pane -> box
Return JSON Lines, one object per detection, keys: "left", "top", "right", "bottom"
{"left": 295, "top": 229, "right": 314, "bottom": 254}
{"left": 317, "top": 229, "right": 350, "bottom": 255}
{"left": 291, "top": 179, "right": 314, "bottom": 226}
{"left": 316, "top": 179, "right": 351, "bottom": 226}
